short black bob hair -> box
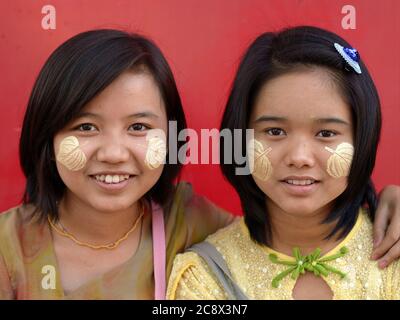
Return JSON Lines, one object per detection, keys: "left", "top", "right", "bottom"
{"left": 20, "top": 29, "right": 187, "bottom": 221}
{"left": 220, "top": 26, "right": 381, "bottom": 246}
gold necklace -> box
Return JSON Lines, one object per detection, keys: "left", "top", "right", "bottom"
{"left": 48, "top": 206, "right": 145, "bottom": 250}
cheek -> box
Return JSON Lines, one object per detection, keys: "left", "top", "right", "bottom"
{"left": 55, "top": 136, "right": 88, "bottom": 172}
{"left": 54, "top": 159, "right": 84, "bottom": 190}
{"left": 144, "top": 137, "right": 167, "bottom": 170}
{"left": 129, "top": 141, "right": 148, "bottom": 163}
{"left": 323, "top": 176, "right": 348, "bottom": 201}
{"left": 249, "top": 144, "right": 276, "bottom": 196}
{"left": 252, "top": 177, "right": 275, "bottom": 200}
{"left": 318, "top": 144, "right": 350, "bottom": 198}
{"left": 136, "top": 161, "right": 165, "bottom": 194}
{"left": 324, "top": 142, "right": 354, "bottom": 178}
{"left": 248, "top": 138, "right": 273, "bottom": 181}
{"left": 144, "top": 164, "right": 165, "bottom": 181}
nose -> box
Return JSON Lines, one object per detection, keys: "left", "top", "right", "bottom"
{"left": 95, "top": 136, "right": 130, "bottom": 164}
{"left": 283, "top": 138, "right": 316, "bottom": 169}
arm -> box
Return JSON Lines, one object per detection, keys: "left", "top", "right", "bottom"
{"left": 371, "top": 185, "right": 400, "bottom": 268}
{"left": 166, "top": 252, "right": 227, "bottom": 300}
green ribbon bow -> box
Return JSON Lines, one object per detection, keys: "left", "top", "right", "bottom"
{"left": 268, "top": 247, "right": 348, "bottom": 288}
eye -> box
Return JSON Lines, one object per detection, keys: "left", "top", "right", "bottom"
{"left": 266, "top": 128, "right": 286, "bottom": 136}
{"left": 128, "top": 123, "right": 149, "bottom": 131}
{"left": 317, "top": 130, "right": 337, "bottom": 138}
{"left": 76, "top": 123, "right": 97, "bottom": 131}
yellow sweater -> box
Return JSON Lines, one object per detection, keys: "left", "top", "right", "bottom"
{"left": 167, "top": 210, "right": 400, "bottom": 300}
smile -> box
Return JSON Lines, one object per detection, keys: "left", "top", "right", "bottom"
{"left": 89, "top": 174, "right": 136, "bottom": 192}
{"left": 280, "top": 176, "right": 320, "bottom": 196}
{"left": 284, "top": 179, "right": 316, "bottom": 186}
{"left": 93, "top": 174, "right": 131, "bottom": 184}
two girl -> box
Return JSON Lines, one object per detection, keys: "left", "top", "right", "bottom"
{"left": 0, "top": 28, "right": 399, "bottom": 299}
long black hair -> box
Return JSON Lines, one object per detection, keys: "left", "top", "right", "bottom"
{"left": 20, "top": 29, "right": 187, "bottom": 221}
{"left": 220, "top": 26, "right": 381, "bottom": 245}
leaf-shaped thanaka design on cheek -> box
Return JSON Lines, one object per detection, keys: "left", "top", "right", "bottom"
{"left": 145, "top": 136, "right": 167, "bottom": 170}
{"left": 56, "top": 136, "right": 87, "bottom": 171}
{"left": 324, "top": 142, "right": 354, "bottom": 178}
{"left": 248, "top": 138, "right": 273, "bottom": 181}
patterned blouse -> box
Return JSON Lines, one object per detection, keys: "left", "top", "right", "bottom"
{"left": 0, "top": 182, "right": 234, "bottom": 299}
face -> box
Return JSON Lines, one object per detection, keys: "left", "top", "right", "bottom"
{"left": 53, "top": 70, "right": 168, "bottom": 213}
{"left": 249, "top": 67, "right": 353, "bottom": 217}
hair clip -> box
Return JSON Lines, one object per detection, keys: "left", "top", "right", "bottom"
{"left": 334, "top": 43, "right": 362, "bottom": 74}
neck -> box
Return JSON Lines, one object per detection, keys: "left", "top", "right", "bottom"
{"left": 57, "top": 193, "right": 143, "bottom": 246}
{"left": 267, "top": 201, "right": 340, "bottom": 256}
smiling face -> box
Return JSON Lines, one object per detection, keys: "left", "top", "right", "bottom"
{"left": 249, "top": 67, "right": 354, "bottom": 218}
{"left": 53, "top": 69, "right": 168, "bottom": 213}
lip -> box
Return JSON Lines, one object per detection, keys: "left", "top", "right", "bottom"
{"left": 89, "top": 175, "right": 135, "bottom": 192}
{"left": 280, "top": 181, "right": 319, "bottom": 196}
{"left": 89, "top": 171, "right": 136, "bottom": 176}
{"left": 280, "top": 176, "right": 320, "bottom": 196}
{"left": 281, "top": 176, "right": 319, "bottom": 181}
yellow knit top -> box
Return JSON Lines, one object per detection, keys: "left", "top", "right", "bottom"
{"left": 167, "top": 209, "right": 400, "bottom": 300}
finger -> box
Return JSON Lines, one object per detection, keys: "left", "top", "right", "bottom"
{"left": 376, "top": 242, "right": 400, "bottom": 269}
{"left": 371, "top": 215, "right": 400, "bottom": 260}
{"left": 372, "top": 199, "right": 390, "bottom": 249}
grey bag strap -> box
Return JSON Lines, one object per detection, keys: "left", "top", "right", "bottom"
{"left": 188, "top": 241, "right": 249, "bottom": 300}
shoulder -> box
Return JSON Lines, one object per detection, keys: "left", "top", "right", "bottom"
{"left": 165, "top": 181, "right": 235, "bottom": 247}
{"left": 168, "top": 181, "right": 233, "bottom": 222}
{"left": 0, "top": 204, "right": 47, "bottom": 263}
{"left": 0, "top": 204, "right": 34, "bottom": 243}
{"left": 206, "top": 217, "right": 245, "bottom": 249}
{"left": 167, "top": 219, "right": 248, "bottom": 300}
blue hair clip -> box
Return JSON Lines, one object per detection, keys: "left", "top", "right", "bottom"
{"left": 334, "top": 43, "right": 362, "bottom": 74}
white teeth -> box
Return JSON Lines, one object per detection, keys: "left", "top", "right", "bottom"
{"left": 286, "top": 179, "right": 315, "bottom": 186}
{"left": 94, "top": 174, "right": 130, "bottom": 184}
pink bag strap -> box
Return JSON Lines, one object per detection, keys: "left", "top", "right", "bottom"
{"left": 151, "top": 201, "right": 166, "bottom": 300}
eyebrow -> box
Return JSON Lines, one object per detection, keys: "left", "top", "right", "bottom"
{"left": 75, "top": 111, "right": 159, "bottom": 120}
{"left": 127, "top": 112, "right": 159, "bottom": 119}
{"left": 314, "top": 117, "right": 350, "bottom": 126}
{"left": 254, "top": 115, "right": 349, "bottom": 126}
{"left": 254, "top": 116, "right": 288, "bottom": 123}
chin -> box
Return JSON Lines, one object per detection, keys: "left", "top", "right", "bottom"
{"left": 278, "top": 198, "right": 334, "bottom": 217}
{"left": 88, "top": 198, "right": 137, "bottom": 213}
{"left": 280, "top": 205, "right": 318, "bottom": 217}
{"left": 272, "top": 197, "right": 322, "bottom": 217}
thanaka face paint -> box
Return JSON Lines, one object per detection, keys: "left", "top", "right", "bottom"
{"left": 248, "top": 138, "right": 273, "bottom": 181}
{"left": 56, "top": 136, "right": 87, "bottom": 171}
{"left": 144, "top": 129, "right": 167, "bottom": 170}
{"left": 324, "top": 142, "right": 354, "bottom": 178}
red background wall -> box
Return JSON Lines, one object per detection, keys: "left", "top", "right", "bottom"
{"left": 0, "top": 0, "right": 399, "bottom": 215}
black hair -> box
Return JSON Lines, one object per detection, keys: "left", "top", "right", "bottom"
{"left": 220, "top": 26, "right": 381, "bottom": 246}
{"left": 20, "top": 29, "right": 187, "bottom": 221}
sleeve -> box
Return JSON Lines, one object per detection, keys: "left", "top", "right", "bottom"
{"left": 166, "top": 252, "right": 228, "bottom": 300}
{"left": 182, "top": 186, "right": 237, "bottom": 248}
{"left": 165, "top": 182, "right": 238, "bottom": 278}
{"left": 0, "top": 253, "right": 13, "bottom": 299}
{"left": 383, "top": 260, "right": 400, "bottom": 299}
{"left": 186, "top": 196, "right": 235, "bottom": 247}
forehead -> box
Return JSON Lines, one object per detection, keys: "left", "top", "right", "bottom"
{"left": 251, "top": 68, "right": 351, "bottom": 123}
{"left": 82, "top": 70, "right": 166, "bottom": 118}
